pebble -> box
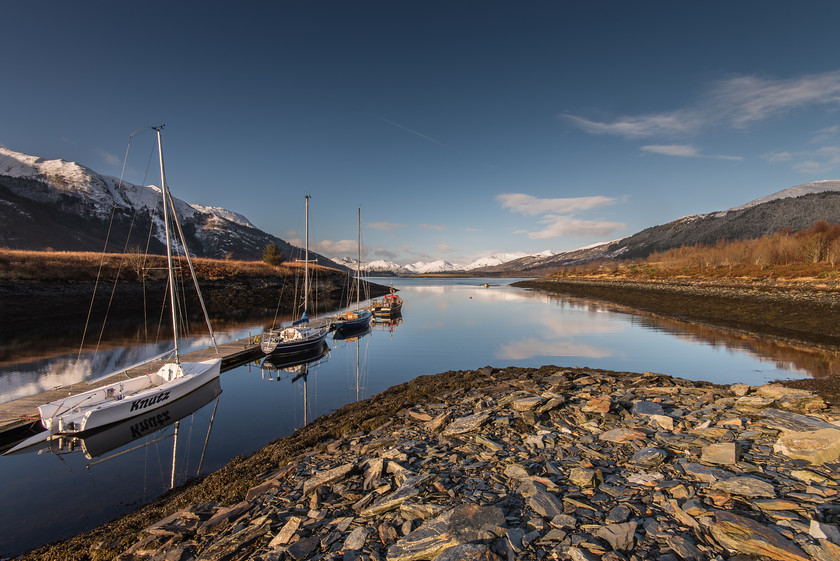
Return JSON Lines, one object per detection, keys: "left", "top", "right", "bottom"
{"left": 111, "top": 367, "right": 840, "bottom": 561}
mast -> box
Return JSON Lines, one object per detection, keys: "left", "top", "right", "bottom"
{"left": 155, "top": 126, "right": 180, "bottom": 360}
{"left": 356, "top": 207, "right": 361, "bottom": 309}
{"left": 304, "top": 195, "right": 310, "bottom": 317}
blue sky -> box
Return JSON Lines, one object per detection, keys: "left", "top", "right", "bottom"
{"left": 3, "top": 1, "right": 840, "bottom": 266}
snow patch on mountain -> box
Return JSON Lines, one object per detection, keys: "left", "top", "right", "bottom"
{"left": 342, "top": 251, "right": 555, "bottom": 275}
{"left": 191, "top": 205, "right": 256, "bottom": 229}
{"left": 724, "top": 180, "right": 840, "bottom": 214}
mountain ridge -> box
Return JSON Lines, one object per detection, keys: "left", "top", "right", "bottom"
{"left": 0, "top": 147, "right": 346, "bottom": 269}
{"left": 474, "top": 180, "right": 840, "bottom": 276}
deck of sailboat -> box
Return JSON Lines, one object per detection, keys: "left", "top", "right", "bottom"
{"left": 0, "top": 336, "right": 263, "bottom": 439}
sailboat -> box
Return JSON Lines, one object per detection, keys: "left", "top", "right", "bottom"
{"left": 331, "top": 208, "right": 373, "bottom": 335}
{"left": 35, "top": 126, "right": 222, "bottom": 436}
{"left": 260, "top": 196, "right": 330, "bottom": 356}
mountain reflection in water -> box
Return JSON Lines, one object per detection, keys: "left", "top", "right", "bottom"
{"left": 0, "top": 277, "right": 835, "bottom": 557}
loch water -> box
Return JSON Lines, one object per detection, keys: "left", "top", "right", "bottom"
{"left": 0, "top": 277, "right": 836, "bottom": 556}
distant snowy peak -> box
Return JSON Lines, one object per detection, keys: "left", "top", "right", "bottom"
{"left": 366, "top": 259, "right": 410, "bottom": 274}
{"left": 346, "top": 251, "right": 555, "bottom": 275}
{"left": 730, "top": 180, "right": 840, "bottom": 212}
{"left": 191, "top": 205, "right": 256, "bottom": 229}
{"left": 463, "top": 252, "right": 529, "bottom": 270}
{"left": 405, "top": 260, "right": 459, "bottom": 274}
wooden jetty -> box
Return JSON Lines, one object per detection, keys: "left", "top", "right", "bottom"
{"left": 0, "top": 335, "right": 264, "bottom": 442}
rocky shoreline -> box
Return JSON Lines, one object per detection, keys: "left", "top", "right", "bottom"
{"left": 17, "top": 365, "right": 840, "bottom": 561}
{"left": 513, "top": 276, "right": 840, "bottom": 405}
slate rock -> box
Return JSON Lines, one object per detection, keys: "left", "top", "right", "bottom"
{"left": 710, "top": 510, "right": 811, "bottom": 561}
{"left": 712, "top": 476, "right": 776, "bottom": 498}
{"left": 386, "top": 504, "right": 504, "bottom": 561}
{"left": 343, "top": 526, "right": 369, "bottom": 551}
{"left": 774, "top": 428, "right": 840, "bottom": 465}
{"left": 284, "top": 536, "right": 319, "bottom": 560}
{"left": 702, "top": 442, "right": 739, "bottom": 465}
{"left": 811, "top": 520, "right": 840, "bottom": 545}
{"left": 759, "top": 408, "right": 838, "bottom": 432}
{"left": 529, "top": 489, "right": 565, "bottom": 519}
{"left": 630, "top": 447, "right": 668, "bottom": 467}
{"left": 599, "top": 428, "right": 647, "bottom": 443}
{"left": 303, "top": 462, "right": 356, "bottom": 495}
{"left": 442, "top": 411, "right": 491, "bottom": 436}
{"left": 666, "top": 534, "right": 704, "bottom": 561}
{"left": 434, "top": 543, "right": 494, "bottom": 561}
{"left": 682, "top": 462, "right": 731, "bottom": 483}
{"left": 595, "top": 521, "right": 637, "bottom": 551}
{"left": 632, "top": 401, "right": 666, "bottom": 417}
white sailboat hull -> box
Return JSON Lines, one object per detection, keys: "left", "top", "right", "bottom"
{"left": 38, "top": 359, "right": 222, "bottom": 435}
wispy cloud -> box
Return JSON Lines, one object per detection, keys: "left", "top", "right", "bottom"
{"left": 435, "top": 242, "right": 454, "bottom": 253}
{"left": 367, "top": 221, "right": 404, "bottom": 232}
{"left": 461, "top": 227, "right": 481, "bottom": 232}
{"left": 516, "top": 215, "right": 626, "bottom": 239}
{"left": 496, "top": 339, "right": 610, "bottom": 360}
{"left": 312, "top": 239, "right": 358, "bottom": 257}
{"left": 765, "top": 146, "right": 840, "bottom": 174}
{"left": 809, "top": 125, "right": 839, "bottom": 145}
{"left": 763, "top": 125, "right": 840, "bottom": 173}
{"left": 95, "top": 148, "right": 122, "bottom": 166}
{"left": 420, "top": 223, "right": 446, "bottom": 231}
{"left": 641, "top": 144, "right": 742, "bottom": 161}
{"left": 498, "top": 192, "right": 625, "bottom": 240}
{"left": 497, "top": 193, "right": 616, "bottom": 216}
{"left": 564, "top": 70, "right": 840, "bottom": 139}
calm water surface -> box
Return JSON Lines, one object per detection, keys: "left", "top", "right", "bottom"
{"left": 0, "top": 277, "right": 836, "bottom": 555}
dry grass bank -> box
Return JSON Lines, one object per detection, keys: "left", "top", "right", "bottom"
{"left": 0, "top": 249, "right": 327, "bottom": 282}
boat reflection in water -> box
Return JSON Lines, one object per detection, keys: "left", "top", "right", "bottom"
{"left": 371, "top": 311, "right": 403, "bottom": 333}
{"left": 332, "top": 325, "right": 372, "bottom": 402}
{"left": 5, "top": 379, "right": 222, "bottom": 487}
{"left": 260, "top": 342, "right": 331, "bottom": 426}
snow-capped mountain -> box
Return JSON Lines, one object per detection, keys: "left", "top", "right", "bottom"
{"left": 476, "top": 180, "right": 840, "bottom": 275}
{"left": 0, "top": 147, "right": 343, "bottom": 267}
{"left": 725, "top": 179, "right": 840, "bottom": 214}
{"left": 338, "top": 252, "right": 554, "bottom": 276}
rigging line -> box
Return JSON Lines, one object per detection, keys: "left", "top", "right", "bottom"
{"left": 165, "top": 186, "right": 219, "bottom": 353}
{"left": 141, "top": 197, "right": 160, "bottom": 343}
{"left": 96, "top": 130, "right": 163, "bottom": 359}
{"left": 78, "top": 136, "right": 134, "bottom": 361}
{"left": 93, "top": 180, "right": 147, "bottom": 355}
{"left": 197, "top": 398, "right": 220, "bottom": 476}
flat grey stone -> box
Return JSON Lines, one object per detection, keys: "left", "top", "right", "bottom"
{"left": 666, "top": 534, "right": 704, "bottom": 561}
{"left": 682, "top": 462, "right": 731, "bottom": 483}
{"left": 774, "top": 428, "right": 840, "bottom": 465}
{"left": 434, "top": 544, "right": 491, "bottom": 561}
{"left": 712, "top": 476, "right": 775, "bottom": 498}
{"left": 286, "top": 536, "right": 320, "bottom": 560}
{"left": 632, "top": 401, "right": 666, "bottom": 417}
{"left": 442, "top": 411, "right": 491, "bottom": 436}
{"left": 595, "top": 521, "right": 637, "bottom": 551}
{"left": 759, "top": 408, "right": 838, "bottom": 432}
{"left": 606, "top": 505, "right": 631, "bottom": 524}
{"left": 303, "top": 462, "right": 356, "bottom": 495}
{"left": 710, "top": 510, "right": 811, "bottom": 561}
{"left": 343, "top": 526, "right": 369, "bottom": 551}
{"left": 630, "top": 447, "right": 668, "bottom": 467}
{"left": 529, "top": 489, "right": 565, "bottom": 519}
{"left": 702, "top": 442, "right": 739, "bottom": 465}
{"left": 386, "top": 504, "right": 504, "bottom": 561}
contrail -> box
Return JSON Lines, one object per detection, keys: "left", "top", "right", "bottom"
{"left": 375, "top": 114, "right": 455, "bottom": 151}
